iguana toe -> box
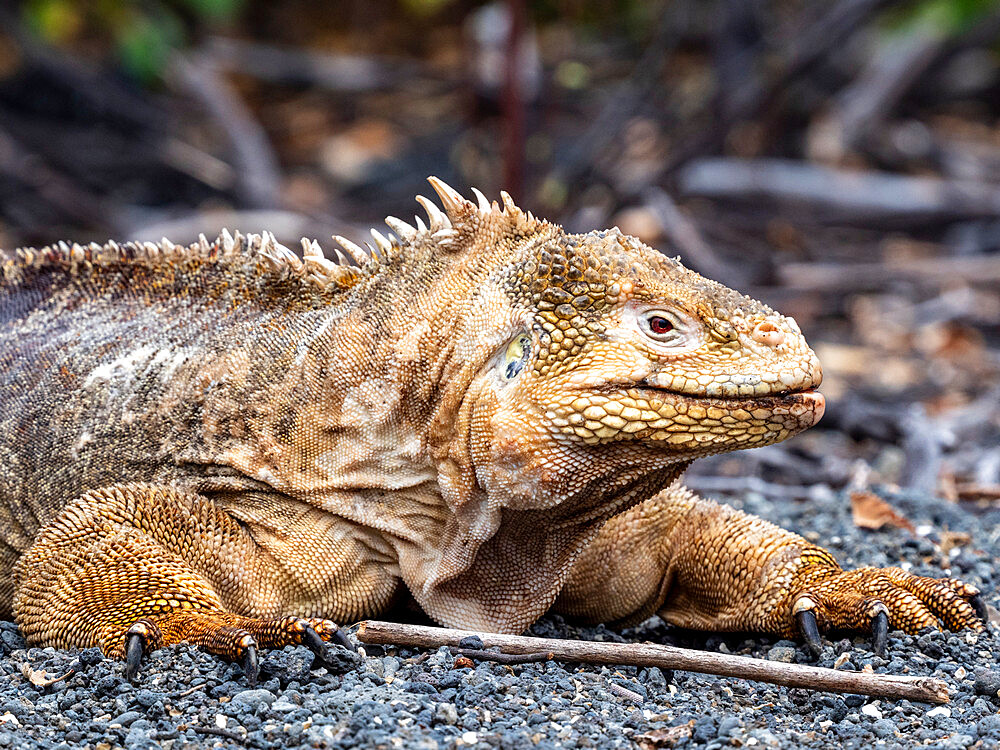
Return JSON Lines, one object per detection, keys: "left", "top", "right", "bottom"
{"left": 241, "top": 641, "right": 259, "bottom": 686}
{"left": 109, "top": 613, "right": 348, "bottom": 683}
{"left": 788, "top": 566, "right": 985, "bottom": 657}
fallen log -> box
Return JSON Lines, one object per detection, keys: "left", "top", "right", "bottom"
{"left": 356, "top": 620, "right": 951, "bottom": 704}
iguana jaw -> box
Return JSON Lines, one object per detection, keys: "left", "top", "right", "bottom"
{"left": 542, "top": 382, "right": 824, "bottom": 455}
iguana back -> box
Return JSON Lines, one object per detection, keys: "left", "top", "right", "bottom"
{"left": 0, "top": 232, "right": 440, "bottom": 611}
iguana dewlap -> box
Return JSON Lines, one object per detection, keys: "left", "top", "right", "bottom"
{"left": 0, "top": 178, "right": 984, "bottom": 678}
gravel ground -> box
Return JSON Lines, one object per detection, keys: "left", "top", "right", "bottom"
{"left": 0, "top": 485, "right": 998, "bottom": 750}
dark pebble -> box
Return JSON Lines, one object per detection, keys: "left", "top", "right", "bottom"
{"left": 109, "top": 711, "right": 142, "bottom": 727}
{"left": 975, "top": 668, "right": 1000, "bottom": 700}
{"left": 458, "top": 635, "right": 484, "bottom": 650}
{"left": 322, "top": 645, "right": 362, "bottom": 674}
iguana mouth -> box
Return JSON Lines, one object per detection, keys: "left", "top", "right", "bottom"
{"left": 632, "top": 384, "right": 825, "bottom": 416}
{"left": 552, "top": 385, "right": 824, "bottom": 446}
{"left": 627, "top": 382, "right": 823, "bottom": 403}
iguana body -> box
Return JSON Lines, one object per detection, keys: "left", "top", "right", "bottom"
{"left": 0, "top": 179, "right": 983, "bottom": 672}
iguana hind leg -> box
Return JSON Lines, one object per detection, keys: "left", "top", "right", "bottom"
{"left": 11, "top": 484, "right": 363, "bottom": 681}
{"left": 555, "top": 484, "right": 985, "bottom": 653}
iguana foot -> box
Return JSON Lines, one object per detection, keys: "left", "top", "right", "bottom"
{"left": 788, "top": 566, "right": 986, "bottom": 657}
{"left": 12, "top": 484, "right": 359, "bottom": 684}
{"left": 119, "top": 613, "right": 352, "bottom": 684}
{"left": 558, "top": 489, "right": 988, "bottom": 659}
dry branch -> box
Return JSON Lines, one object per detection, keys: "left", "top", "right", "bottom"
{"left": 357, "top": 620, "right": 950, "bottom": 704}
{"left": 166, "top": 53, "right": 282, "bottom": 210}
{"left": 204, "top": 37, "right": 420, "bottom": 92}
{"left": 642, "top": 186, "right": 747, "bottom": 288}
{"left": 777, "top": 256, "right": 1000, "bottom": 291}
{"left": 679, "top": 158, "right": 1000, "bottom": 224}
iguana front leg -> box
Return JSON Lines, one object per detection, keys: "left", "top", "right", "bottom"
{"left": 11, "top": 484, "right": 388, "bottom": 681}
{"left": 554, "top": 483, "right": 986, "bottom": 653}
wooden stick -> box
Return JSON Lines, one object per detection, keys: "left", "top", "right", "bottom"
{"left": 357, "top": 620, "right": 950, "bottom": 704}
{"left": 452, "top": 647, "right": 553, "bottom": 665}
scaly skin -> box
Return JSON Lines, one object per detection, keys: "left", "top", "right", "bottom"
{"left": 0, "top": 178, "right": 984, "bottom": 675}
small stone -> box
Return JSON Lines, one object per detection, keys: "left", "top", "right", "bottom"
{"left": 124, "top": 725, "right": 149, "bottom": 747}
{"left": 872, "top": 719, "right": 896, "bottom": 739}
{"left": 977, "top": 714, "right": 1000, "bottom": 738}
{"left": 403, "top": 681, "right": 437, "bottom": 694}
{"left": 861, "top": 703, "right": 882, "bottom": 720}
{"left": 109, "top": 711, "right": 142, "bottom": 727}
{"left": 433, "top": 703, "right": 458, "bottom": 725}
{"left": 766, "top": 646, "right": 796, "bottom": 663}
{"left": 261, "top": 645, "right": 315, "bottom": 685}
{"left": 643, "top": 667, "right": 670, "bottom": 693}
{"left": 692, "top": 717, "right": 717, "bottom": 742}
{"left": 77, "top": 648, "right": 103, "bottom": 666}
{"left": 974, "top": 669, "right": 1000, "bottom": 700}
{"left": 926, "top": 706, "right": 951, "bottom": 719}
{"left": 917, "top": 633, "right": 944, "bottom": 659}
{"left": 717, "top": 716, "right": 742, "bottom": 737}
{"left": 458, "top": 636, "right": 484, "bottom": 651}
{"left": 134, "top": 690, "right": 160, "bottom": 709}
{"left": 438, "top": 673, "right": 460, "bottom": 689}
{"left": 321, "top": 645, "right": 362, "bottom": 674}
{"left": 229, "top": 689, "right": 276, "bottom": 710}
{"left": 461, "top": 731, "right": 478, "bottom": 744}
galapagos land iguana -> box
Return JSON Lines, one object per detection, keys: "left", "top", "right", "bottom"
{"left": 0, "top": 178, "right": 986, "bottom": 679}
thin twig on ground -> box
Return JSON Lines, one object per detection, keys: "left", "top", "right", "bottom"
{"left": 451, "top": 647, "right": 553, "bottom": 665}
{"left": 357, "top": 620, "right": 951, "bottom": 704}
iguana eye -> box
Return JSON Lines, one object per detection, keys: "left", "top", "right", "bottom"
{"left": 640, "top": 310, "right": 683, "bottom": 344}
{"left": 648, "top": 316, "right": 674, "bottom": 335}
{"left": 501, "top": 334, "right": 531, "bottom": 380}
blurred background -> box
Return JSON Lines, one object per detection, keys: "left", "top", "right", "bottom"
{"left": 0, "top": 0, "right": 998, "bottom": 526}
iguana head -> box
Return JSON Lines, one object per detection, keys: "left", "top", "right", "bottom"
{"left": 388, "top": 179, "right": 822, "bottom": 515}
{"left": 351, "top": 178, "right": 824, "bottom": 629}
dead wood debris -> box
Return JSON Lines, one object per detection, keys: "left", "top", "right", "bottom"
{"left": 358, "top": 620, "right": 951, "bottom": 704}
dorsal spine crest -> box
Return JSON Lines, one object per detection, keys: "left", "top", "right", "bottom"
{"left": 2, "top": 177, "right": 549, "bottom": 293}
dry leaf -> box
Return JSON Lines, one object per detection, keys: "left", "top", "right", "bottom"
{"left": 983, "top": 604, "right": 1000, "bottom": 629}
{"left": 940, "top": 530, "right": 972, "bottom": 556}
{"left": 956, "top": 484, "right": 1000, "bottom": 503}
{"left": 19, "top": 662, "right": 74, "bottom": 688}
{"left": 637, "top": 721, "right": 695, "bottom": 749}
{"left": 850, "top": 492, "right": 916, "bottom": 533}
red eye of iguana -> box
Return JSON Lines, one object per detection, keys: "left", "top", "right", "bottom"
{"left": 639, "top": 309, "right": 685, "bottom": 345}
{"left": 648, "top": 316, "right": 673, "bottom": 335}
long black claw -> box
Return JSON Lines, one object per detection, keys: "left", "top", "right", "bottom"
{"left": 796, "top": 610, "right": 823, "bottom": 658}
{"left": 971, "top": 594, "right": 990, "bottom": 627}
{"left": 302, "top": 627, "right": 327, "bottom": 659}
{"left": 124, "top": 633, "right": 144, "bottom": 682}
{"left": 332, "top": 627, "right": 356, "bottom": 652}
{"left": 242, "top": 645, "right": 259, "bottom": 687}
{"left": 871, "top": 610, "right": 889, "bottom": 658}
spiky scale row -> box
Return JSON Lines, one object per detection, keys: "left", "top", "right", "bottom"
{"left": 2, "top": 177, "right": 545, "bottom": 296}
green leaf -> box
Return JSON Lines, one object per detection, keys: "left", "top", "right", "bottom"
{"left": 115, "top": 12, "right": 182, "bottom": 83}
{"left": 21, "top": 0, "right": 82, "bottom": 44}
{"left": 177, "top": 0, "right": 246, "bottom": 22}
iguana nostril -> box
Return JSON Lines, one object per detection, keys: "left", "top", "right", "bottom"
{"left": 751, "top": 320, "right": 785, "bottom": 347}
